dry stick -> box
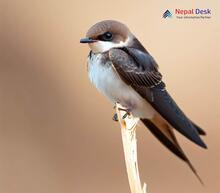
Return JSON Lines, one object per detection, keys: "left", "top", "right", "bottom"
{"left": 116, "top": 103, "right": 147, "bottom": 193}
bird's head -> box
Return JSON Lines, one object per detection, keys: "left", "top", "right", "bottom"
{"left": 80, "top": 20, "right": 133, "bottom": 53}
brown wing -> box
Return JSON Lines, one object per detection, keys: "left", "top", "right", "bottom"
{"left": 109, "top": 48, "right": 207, "bottom": 149}
{"left": 109, "top": 48, "right": 162, "bottom": 88}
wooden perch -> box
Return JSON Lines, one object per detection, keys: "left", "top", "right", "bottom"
{"left": 116, "top": 103, "right": 147, "bottom": 193}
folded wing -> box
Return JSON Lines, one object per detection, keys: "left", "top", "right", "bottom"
{"left": 109, "top": 48, "right": 207, "bottom": 148}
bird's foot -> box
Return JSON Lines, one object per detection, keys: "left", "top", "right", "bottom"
{"left": 122, "top": 112, "right": 130, "bottom": 119}
{"left": 117, "top": 107, "right": 131, "bottom": 119}
{"left": 112, "top": 104, "right": 132, "bottom": 121}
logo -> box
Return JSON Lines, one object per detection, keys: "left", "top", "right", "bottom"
{"left": 162, "top": 8, "right": 211, "bottom": 19}
{"left": 163, "top": 10, "right": 172, "bottom": 18}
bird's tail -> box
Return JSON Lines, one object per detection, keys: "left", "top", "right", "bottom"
{"left": 141, "top": 114, "right": 204, "bottom": 185}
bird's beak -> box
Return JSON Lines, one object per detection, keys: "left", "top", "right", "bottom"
{"left": 80, "top": 37, "right": 97, "bottom": 43}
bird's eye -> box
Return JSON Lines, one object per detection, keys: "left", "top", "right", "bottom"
{"left": 99, "top": 32, "right": 113, "bottom": 41}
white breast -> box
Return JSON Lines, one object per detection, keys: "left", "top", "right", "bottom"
{"left": 87, "top": 53, "right": 155, "bottom": 119}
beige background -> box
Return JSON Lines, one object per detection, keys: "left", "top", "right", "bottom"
{"left": 1, "top": 0, "right": 220, "bottom": 193}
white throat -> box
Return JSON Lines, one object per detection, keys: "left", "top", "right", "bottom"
{"left": 89, "top": 38, "right": 131, "bottom": 53}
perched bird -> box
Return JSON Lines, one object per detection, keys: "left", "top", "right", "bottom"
{"left": 80, "top": 20, "right": 207, "bottom": 183}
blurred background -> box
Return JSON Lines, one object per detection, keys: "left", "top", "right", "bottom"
{"left": 1, "top": 0, "right": 220, "bottom": 193}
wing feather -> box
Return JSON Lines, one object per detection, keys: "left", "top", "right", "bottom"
{"left": 109, "top": 47, "right": 207, "bottom": 148}
{"left": 109, "top": 48, "right": 162, "bottom": 88}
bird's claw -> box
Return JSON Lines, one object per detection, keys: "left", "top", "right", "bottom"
{"left": 122, "top": 112, "right": 129, "bottom": 119}
{"left": 112, "top": 104, "right": 131, "bottom": 121}
{"left": 112, "top": 112, "right": 130, "bottom": 122}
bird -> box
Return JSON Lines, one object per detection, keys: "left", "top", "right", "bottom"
{"left": 80, "top": 20, "right": 207, "bottom": 184}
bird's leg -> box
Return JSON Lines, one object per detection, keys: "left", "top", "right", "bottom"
{"left": 112, "top": 103, "right": 131, "bottom": 121}
{"left": 122, "top": 112, "right": 130, "bottom": 119}
{"left": 117, "top": 107, "right": 131, "bottom": 119}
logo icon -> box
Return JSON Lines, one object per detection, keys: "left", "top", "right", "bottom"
{"left": 163, "top": 10, "right": 172, "bottom": 18}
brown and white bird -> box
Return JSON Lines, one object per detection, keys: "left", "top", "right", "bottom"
{"left": 80, "top": 20, "right": 207, "bottom": 183}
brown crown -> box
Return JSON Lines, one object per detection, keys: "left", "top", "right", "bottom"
{"left": 86, "top": 20, "right": 131, "bottom": 40}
